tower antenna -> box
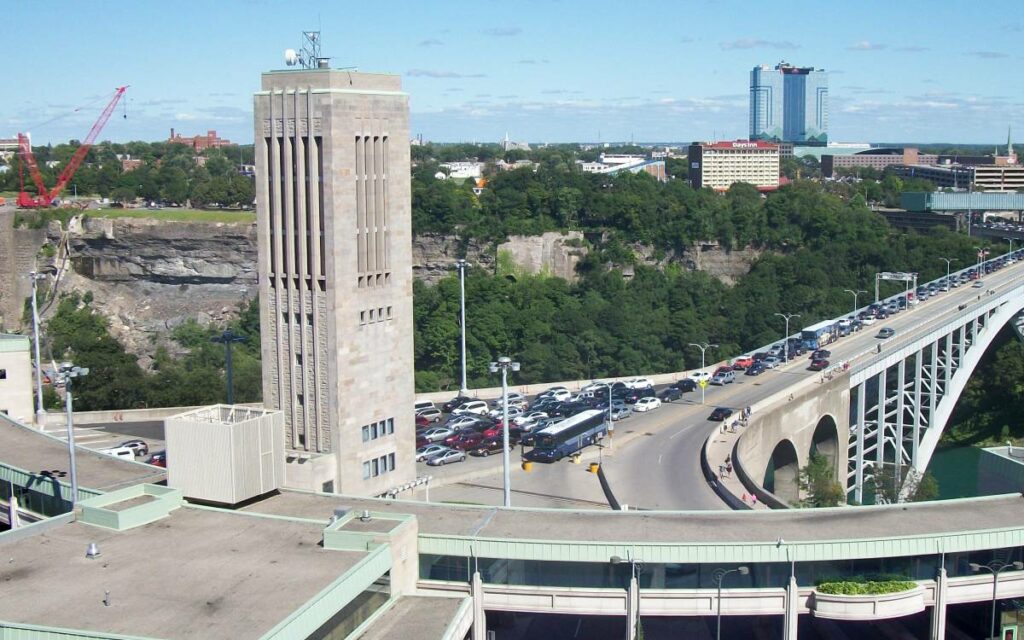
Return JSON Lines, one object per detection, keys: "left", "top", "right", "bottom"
{"left": 284, "top": 30, "right": 331, "bottom": 69}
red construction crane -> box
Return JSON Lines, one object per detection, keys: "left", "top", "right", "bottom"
{"left": 17, "top": 86, "right": 128, "bottom": 208}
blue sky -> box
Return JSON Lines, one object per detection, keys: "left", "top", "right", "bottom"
{"left": 6, "top": 0, "right": 1023, "bottom": 145}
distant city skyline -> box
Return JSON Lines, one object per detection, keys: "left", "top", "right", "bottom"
{"left": 4, "top": 0, "right": 1023, "bottom": 146}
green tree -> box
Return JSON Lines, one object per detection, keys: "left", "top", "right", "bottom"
{"left": 870, "top": 465, "right": 940, "bottom": 504}
{"left": 799, "top": 452, "right": 845, "bottom": 507}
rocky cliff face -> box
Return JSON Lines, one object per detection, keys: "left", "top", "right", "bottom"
{"left": 12, "top": 214, "right": 761, "bottom": 365}
{"left": 46, "top": 216, "right": 258, "bottom": 366}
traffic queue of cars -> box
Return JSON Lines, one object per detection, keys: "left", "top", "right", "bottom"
{"left": 413, "top": 378, "right": 675, "bottom": 465}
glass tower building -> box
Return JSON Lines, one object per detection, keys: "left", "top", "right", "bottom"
{"left": 750, "top": 62, "right": 828, "bottom": 146}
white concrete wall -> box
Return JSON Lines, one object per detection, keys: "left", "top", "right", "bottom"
{"left": 0, "top": 336, "right": 33, "bottom": 425}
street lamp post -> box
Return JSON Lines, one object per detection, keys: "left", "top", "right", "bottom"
{"left": 58, "top": 363, "right": 89, "bottom": 508}
{"left": 489, "top": 356, "right": 519, "bottom": 507}
{"left": 688, "top": 342, "right": 718, "bottom": 405}
{"left": 940, "top": 258, "right": 956, "bottom": 291}
{"left": 714, "top": 566, "right": 750, "bottom": 640}
{"left": 211, "top": 329, "right": 246, "bottom": 405}
{"left": 970, "top": 560, "right": 1024, "bottom": 639}
{"left": 592, "top": 381, "right": 615, "bottom": 443}
{"left": 610, "top": 552, "right": 645, "bottom": 640}
{"left": 29, "top": 271, "right": 49, "bottom": 426}
{"left": 774, "top": 313, "right": 800, "bottom": 363}
{"left": 1005, "top": 237, "right": 1016, "bottom": 255}
{"left": 455, "top": 260, "right": 469, "bottom": 394}
{"left": 843, "top": 289, "right": 867, "bottom": 317}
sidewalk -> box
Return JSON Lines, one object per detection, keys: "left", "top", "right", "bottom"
{"left": 705, "top": 415, "right": 769, "bottom": 510}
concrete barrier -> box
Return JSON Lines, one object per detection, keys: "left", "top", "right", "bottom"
{"left": 44, "top": 403, "right": 264, "bottom": 427}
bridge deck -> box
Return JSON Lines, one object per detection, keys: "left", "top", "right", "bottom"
{"left": 0, "top": 415, "right": 165, "bottom": 492}
{"left": 245, "top": 490, "right": 1024, "bottom": 545}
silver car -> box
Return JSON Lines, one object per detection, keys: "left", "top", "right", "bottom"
{"left": 426, "top": 448, "right": 467, "bottom": 466}
{"left": 416, "top": 444, "right": 450, "bottom": 462}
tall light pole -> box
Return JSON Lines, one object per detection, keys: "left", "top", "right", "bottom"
{"left": 455, "top": 260, "right": 469, "bottom": 394}
{"left": 843, "top": 289, "right": 867, "bottom": 317}
{"left": 489, "top": 356, "right": 519, "bottom": 507}
{"left": 611, "top": 552, "right": 645, "bottom": 640}
{"left": 714, "top": 566, "right": 749, "bottom": 640}
{"left": 29, "top": 271, "right": 49, "bottom": 426}
{"left": 593, "top": 381, "right": 615, "bottom": 441}
{"left": 774, "top": 313, "right": 800, "bottom": 363}
{"left": 970, "top": 560, "right": 1024, "bottom": 640}
{"left": 58, "top": 362, "right": 89, "bottom": 508}
{"left": 975, "top": 245, "right": 987, "bottom": 271}
{"left": 1004, "top": 237, "right": 1016, "bottom": 255}
{"left": 211, "top": 329, "right": 246, "bottom": 405}
{"left": 688, "top": 342, "right": 717, "bottom": 405}
{"left": 939, "top": 257, "right": 956, "bottom": 290}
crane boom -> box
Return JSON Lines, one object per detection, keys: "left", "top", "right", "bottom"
{"left": 16, "top": 86, "right": 128, "bottom": 208}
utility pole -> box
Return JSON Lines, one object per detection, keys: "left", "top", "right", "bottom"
{"left": 455, "top": 260, "right": 469, "bottom": 394}
{"left": 29, "top": 271, "right": 49, "bottom": 426}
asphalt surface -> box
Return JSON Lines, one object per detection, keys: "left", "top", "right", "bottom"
{"left": 428, "top": 257, "right": 1024, "bottom": 510}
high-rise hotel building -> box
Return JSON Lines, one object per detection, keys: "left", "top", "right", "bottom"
{"left": 750, "top": 62, "right": 828, "bottom": 146}
{"left": 253, "top": 68, "right": 415, "bottom": 496}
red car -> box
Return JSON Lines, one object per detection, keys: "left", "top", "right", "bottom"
{"left": 808, "top": 359, "right": 830, "bottom": 372}
{"left": 732, "top": 356, "right": 754, "bottom": 370}
{"left": 147, "top": 450, "right": 167, "bottom": 468}
{"left": 416, "top": 415, "right": 432, "bottom": 428}
{"left": 452, "top": 432, "right": 485, "bottom": 450}
{"left": 469, "top": 438, "right": 506, "bottom": 457}
{"left": 714, "top": 365, "right": 733, "bottom": 376}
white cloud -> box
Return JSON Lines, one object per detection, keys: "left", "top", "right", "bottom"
{"left": 720, "top": 38, "right": 799, "bottom": 50}
{"left": 847, "top": 41, "right": 886, "bottom": 51}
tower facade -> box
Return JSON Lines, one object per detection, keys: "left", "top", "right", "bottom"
{"left": 254, "top": 69, "right": 414, "bottom": 496}
{"left": 750, "top": 62, "right": 828, "bottom": 146}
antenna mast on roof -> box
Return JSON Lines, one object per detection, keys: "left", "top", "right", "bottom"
{"left": 284, "top": 30, "right": 331, "bottom": 69}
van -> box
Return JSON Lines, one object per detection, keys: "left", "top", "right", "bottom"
{"left": 414, "top": 400, "right": 436, "bottom": 414}
{"left": 99, "top": 446, "right": 136, "bottom": 460}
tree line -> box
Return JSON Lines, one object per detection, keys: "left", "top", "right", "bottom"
{"left": 1, "top": 140, "right": 254, "bottom": 208}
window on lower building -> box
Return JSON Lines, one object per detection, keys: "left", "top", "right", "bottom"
{"left": 0, "top": 369, "right": 6, "bottom": 380}
{"left": 362, "top": 452, "right": 397, "bottom": 479}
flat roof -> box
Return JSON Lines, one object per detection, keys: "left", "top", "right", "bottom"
{"left": 0, "top": 415, "right": 165, "bottom": 492}
{"left": 0, "top": 506, "right": 366, "bottom": 639}
{"left": 243, "top": 490, "right": 1024, "bottom": 547}
{"left": 354, "top": 596, "right": 467, "bottom": 640}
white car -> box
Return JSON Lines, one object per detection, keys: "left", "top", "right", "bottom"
{"left": 488, "top": 406, "right": 524, "bottom": 420}
{"left": 762, "top": 356, "right": 783, "bottom": 369}
{"left": 624, "top": 377, "right": 654, "bottom": 389}
{"left": 491, "top": 391, "right": 526, "bottom": 408}
{"left": 633, "top": 397, "right": 662, "bottom": 413}
{"left": 689, "top": 371, "right": 712, "bottom": 383}
{"left": 580, "top": 381, "right": 609, "bottom": 394}
{"left": 513, "top": 411, "right": 548, "bottom": 427}
{"left": 538, "top": 388, "right": 572, "bottom": 402}
{"left": 452, "top": 400, "right": 489, "bottom": 415}
{"left": 860, "top": 316, "right": 877, "bottom": 325}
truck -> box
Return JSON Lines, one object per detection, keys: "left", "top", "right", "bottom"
{"left": 801, "top": 320, "right": 839, "bottom": 350}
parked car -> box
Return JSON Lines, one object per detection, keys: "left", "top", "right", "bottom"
{"left": 538, "top": 388, "right": 572, "bottom": 402}
{"left": 658, "top": 387, "right": 682, "bottom": 402}
{"left": 622, "top": 386, "right": 656, "bottom": 404}
{"left": 421, "top": 426, "right": 456, "bottom": 443}
{"left": 811, "top": 349, "right": 831, "bottom": 360}
{"left": 452, "top": 432, "right": 485, "bottom": 450}
{"left": 453, "top": 400, "right": 489, "bottom": 416}
{"left": 414, "top": 400, "right": 436, "bottom": 414}
{"left": 416, "top": 407, "right": 443, "bottom": 423}
{"left": 488, "top": 406, "right": 524, "bottom": 421}
{"left": 745, "top": 363, "right": 766, "bottom": 376}
{"left": 442, "top": 395, "right": 473, "bottom": 412}
{"left": 611, "top": 406, "right": 633, "bottom": 421}
{"left": 416, "top": 414, "right": 433, "bottom": 428}
{"left": 689, "top": 370, "right": 712, "bottom": 383}
{"left": 732, "top": 356, "right": 754, "bottom": 370}
{"left": 623, "top": 377, "right": 654, "bottom": 389}
{"left": 469, "top": 438, "right": 506, "bottom": 457}
{"left": 491, "top": 391, "right": 526, "bottom": 408}
{"left": 147, "top": 450, "right": 167, "bottom": 467}
{"left": 876, "top": 327, "right": 896, "bottom": 339}
{"left": 708, "top": 407, "right": 733, "bottom": 422}
{"left": 674, "top": 378, "right": 697, "bottom": 392}
{"left": 119, "top": 439, "right": 149, "bottom": 457}
{"left": 860, "top": 316, "right": 877, "bottom": 325}
{"left": 415, "top": 443, "right": 450, "bottom": 462}
{"left": 426, "top": 448, "right": 467, "bottom": 466}
{"left": 633, "top": 397, "right": 662, "bottom": 413}
{"left": 513, "top": 411, "right": 548, "bottom": 427}
{"left": 808, "top": 359, "right": 830, "bottom": 372}
{"left": 762, "top": 356, "right": 783, "bottom": 369}
{"left": 710, "top": 370, "right": 736, "bottom": 385}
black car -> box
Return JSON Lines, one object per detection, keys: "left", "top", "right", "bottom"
{"left": 811, "top": 349, "right": 831, "bottom": 360}
{"left": 442, "top": 395, "right": 473, "bottom": 413}
{"left": 674, "top": 378, "right": 697, "bottom": 392}
{"left": 622, "top": 387, "right": 656, "bottom": 404}
{"left": 658, "top": 387, "right": 682, "bottom": 402}
{"left": 745, "top": 363, "right": 766, "bottom": 376}
{"left": 549, "top": 401, "right": 589, "bottom": 418}
{"left": 708, "top": 407, "right": 733, "bottom": 421}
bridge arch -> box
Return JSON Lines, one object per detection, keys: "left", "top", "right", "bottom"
{"left": 811, "top": 414, "right": 840, "bottom": 479}
{"left": 764, "top": 439, "right": 800, "bottom": 503}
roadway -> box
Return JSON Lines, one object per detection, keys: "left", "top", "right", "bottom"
{"left": 429, "top": 257, "right": 1024, "bottom": 510}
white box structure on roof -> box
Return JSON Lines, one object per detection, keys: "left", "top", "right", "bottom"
{"left": 165, "top": 404, "right": 284, "bottom": 504}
